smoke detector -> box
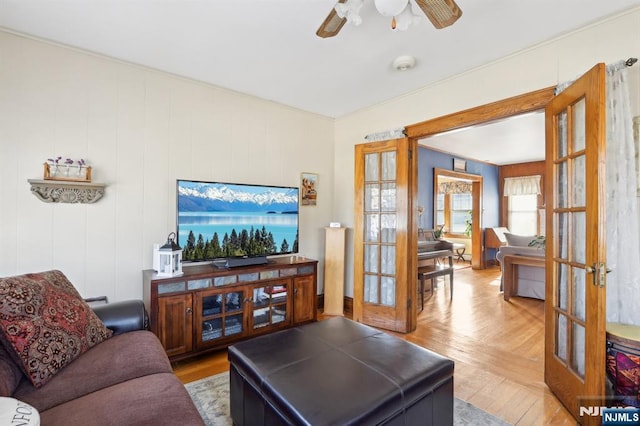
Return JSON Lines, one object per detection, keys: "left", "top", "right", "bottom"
{"left": 393, "top": 55, "right": 416, "bottom": 71}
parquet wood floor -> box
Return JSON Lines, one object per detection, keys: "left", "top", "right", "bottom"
{"left": 172, "top": 265, "right": 576, "bottom": 425}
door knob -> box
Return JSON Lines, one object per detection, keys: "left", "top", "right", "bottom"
{"left": 585, "top": 265, "right": 612, "bottom": 274}
{"left": 585, "top": 263, "right": 611, "bottom": 287}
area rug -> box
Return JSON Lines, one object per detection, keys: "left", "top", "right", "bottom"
{"left": 185, "top": 372, "right": 510, "bottom": 425}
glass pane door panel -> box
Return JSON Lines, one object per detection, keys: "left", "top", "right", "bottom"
{"left": 269, "top": 285, "right": 288, "bottom": 305}
{"left": 253, "top": 308, "right": 270, "bottom": 328}
{"left": 365, "top": 214, "right": 380, "bottom": 242}
{"left": 557, "top": 314, "right": 567, "bottom": 362}
{"left": 381, "top": 277, "right": 395, "bottom": 306}
{"left": 573, "top": 268, "right": 586, "bottom": 321}
{"left": 558, "top": 111, "right": 568, "bottom": 158}
{"left": 381, "top": 183, "right": 396, "bottom": 211}
{"left": 557, "top": 213, "right": 569, "bottom": 259}
{"left": 572, "top": 155, "right": 586, "bottom": 206}
{"left": 225, "top": 291, "right": 243, "bottom": 313}
{"left": 365, "top": 184, "right": 380, "bottom": 211}
{"left": 364, "top": 245, "right": 379, "bottom": 273}
{"left": 271, "top": 305, "right": 287, "bottom": 325}
{"left": 202, "top": 294, "right": 223, "bottom": 316}
{"left": 365, "top": 153, "right": 379, "bottom": 181}
{"left": 381, "top": 214, "right": 397, "bottom": 243}
{"left": 571, "top": 323, "right": 586, "bottom": 379}
{"left": 253, "top": 287, "right": 269, "bottom": 309}
{"left": 381, "top": 246, "right": 396, "bottom": 274}
{"left": 572, "top": 212, "right": 586, "bottom": 264}
{"left": 558, "top": 263, "right": 568, "bottom": 311}
{"left": 572, "top": 98, "right": 586, "bottom": 152}
{"left": 364, "top": 275, "right": 378, "bottom": 303}
{"left": 381, "top": 152, "right": 396, "bottom": 180}
{"left": 225, "top": 314, "right": 243, "bottom": 336}
{"left": 202, "top": 318, "right": 222, "bottom": 342}
{"left": 252, "top": 283, "right": 289, "bottom": 331}
{"left": 557, "top": 162, "right": 568, "bottom": 209}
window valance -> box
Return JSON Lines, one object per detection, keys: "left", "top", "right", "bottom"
{"left": 438, "top": 181, "right": 472, "bottom": 194}
{"left": 503, "top": 175, "right": 541, "bottom": 196}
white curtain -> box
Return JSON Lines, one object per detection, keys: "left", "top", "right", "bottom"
{"left": 605, "top": 62, "right": 640, "bottom": 326}
{"left": 503, "top": 175, "right": 541, "bottom": 196}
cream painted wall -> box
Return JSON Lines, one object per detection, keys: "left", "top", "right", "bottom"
{"left": 0, "top": 31, "right": 335, "bottom": 301}
{"left": 334, "top": 7, "right": 640, "bottom": 297}
{"left": 2, "top": 7, "right": 640, "bottom": 303}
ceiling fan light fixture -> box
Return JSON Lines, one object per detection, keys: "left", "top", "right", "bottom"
{"left": 374, "top": 0, "right": 409, "bottom": 17}
{"left": 415, "top": 0, "right": 462, "bottom": 29}
{"left": 335, "top": 0, "right": 364, "bottom": 25}
{"left": 316, "top": 0, "right": 462, "bottom": 38}
{"left": 393, "top": 3, "right": 420, "bottom": 31}
{"left": 393, "top": 55, "right": 416, "bottom": 71}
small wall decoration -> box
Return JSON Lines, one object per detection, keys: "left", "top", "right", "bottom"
{"left": 44, "top": 156, "right": 91, "bottom": 182}
{"left": 453, "top": 158, "right": 466, "bottom": 172}
{"left": 28, "top": 156, "right": 104, "bottom": 203}
{"left": 301, "top": 172, "right": 318, "bottom": 206}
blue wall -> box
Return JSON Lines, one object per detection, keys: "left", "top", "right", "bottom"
{"left": 417, "top": 147, "right": 500, "bottom": 232}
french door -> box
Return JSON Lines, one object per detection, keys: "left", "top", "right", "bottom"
{"left": 544, "top": 63, "right": 607, "bottom": 425}
{"left": 354, "top": 138, "right": 417, "bottom": 333}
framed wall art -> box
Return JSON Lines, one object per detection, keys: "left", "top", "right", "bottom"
{"left": 301, "top": 172, "right": 318, "bottom": 206}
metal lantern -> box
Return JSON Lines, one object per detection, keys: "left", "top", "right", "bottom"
{"left": 157, "top": 232, "right": 183, "bottom": 277}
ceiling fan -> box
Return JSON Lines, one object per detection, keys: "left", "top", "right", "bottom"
{"left": 316, "top": 0, "right": 462, "bottom": 38}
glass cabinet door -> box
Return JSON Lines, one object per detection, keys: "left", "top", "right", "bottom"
{"left": 252, "top": 283, "right": 289, "bottom": 330}
{"left": 199, "top": 289, "right": 244, "bottom": 344}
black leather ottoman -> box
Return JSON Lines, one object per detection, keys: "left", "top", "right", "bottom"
{"left": 228, "top": 317, "right": 454, "bottom": 425}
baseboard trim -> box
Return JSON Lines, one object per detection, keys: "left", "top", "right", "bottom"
{"left": 317, "top": 294, "right": 353, "bottom": 319}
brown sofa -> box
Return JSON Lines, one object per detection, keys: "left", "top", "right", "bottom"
{"left": 0, "top": 290, "right": 204, "bottom": 425}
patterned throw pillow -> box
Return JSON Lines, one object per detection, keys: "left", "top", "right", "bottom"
{"left": 0, "top": 270, "right": 113, "bottom": 388}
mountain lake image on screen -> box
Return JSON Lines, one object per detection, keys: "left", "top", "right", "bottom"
{"left": 176, "top": 180, "right": 299, "bottom": 262}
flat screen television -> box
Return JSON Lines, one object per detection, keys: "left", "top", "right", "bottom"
{"left": 176, "top": 179, "right": 299, "bottom": 263}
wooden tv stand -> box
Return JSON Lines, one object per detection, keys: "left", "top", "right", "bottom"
{"left": 143, "top": 256, "right": 317, "bottom": 361}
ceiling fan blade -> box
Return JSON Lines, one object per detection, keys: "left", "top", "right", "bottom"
{"left": 316, "top": 0, "right": 348, "bottom": 38}
{"left": 414, "top": 0, "right": 462, "bottom": 29}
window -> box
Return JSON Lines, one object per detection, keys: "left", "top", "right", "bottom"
{"left": 450, "top": 193, "right": 472, "bottom": 233}
{"left": 435, "top": 192, "right": 472, "bottom": 235}
{"left": 508, "top": 194, "right": 538, "bottom": 235}
{"left": 436, "top": 193, "right": 445, "bottom": 228}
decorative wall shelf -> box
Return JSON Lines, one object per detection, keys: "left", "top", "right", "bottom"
{"left": 28, "top": 179, "right": 106, "bottom": 204}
